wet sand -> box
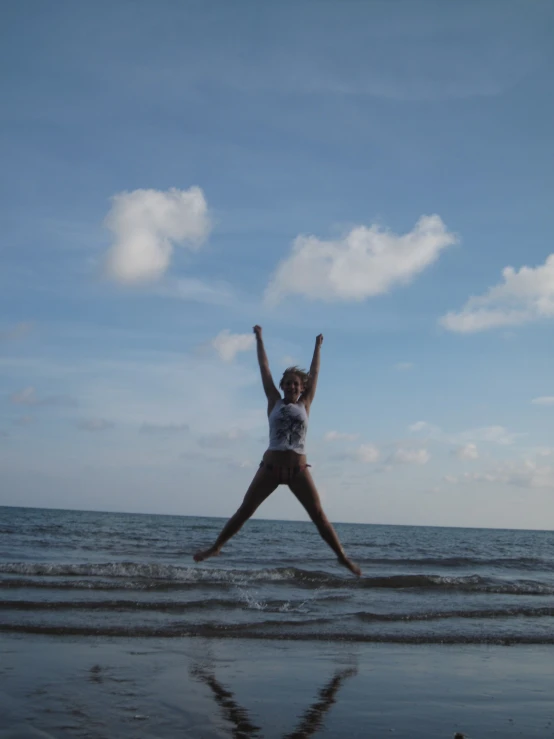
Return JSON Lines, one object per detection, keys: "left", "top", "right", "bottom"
{"left": 1, "top": 634, "right": 553, "bottom": 738}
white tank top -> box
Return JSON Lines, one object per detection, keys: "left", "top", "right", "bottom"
{"left": 268, "top": 399, "right": 309, "bottom": 454}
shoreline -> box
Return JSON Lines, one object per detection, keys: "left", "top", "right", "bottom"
{"left": 2, "top": 624, "right": 554, "bottom": 645}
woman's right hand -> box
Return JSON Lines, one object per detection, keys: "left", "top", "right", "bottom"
{"left": 253, "top": 325, "right": 263, "bottom": 338}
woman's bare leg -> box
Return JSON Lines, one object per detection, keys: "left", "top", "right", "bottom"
{"left": 193, "top": 466, "right": 280, "bottom": 562}
{"left": 288, "top": 469, "right": 361, "bottom": 576}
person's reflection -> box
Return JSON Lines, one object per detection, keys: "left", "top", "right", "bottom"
{"left": 190, "top": 664, "right": 357, "bottom": 738}
{"left": 282, "top": 668, "right": 357, "bottom": 739}
{"left": 190, "top": 664, "right": 263, "bottom": 738}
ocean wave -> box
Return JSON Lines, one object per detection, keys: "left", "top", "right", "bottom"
{"left": 1, "top": 563, "right": 554, "bottom": 595}
{"left": 0, "top": 596, "right": 315, "bottom": 613}
{"left": 357, "top": 556, "right": 554, "bottom": 571}
{"left": 0, "top": 577, "right": 233, "bottom": 591}
{"left": 0, "top": 562, "right": 311, "bottom": 582}
{"left": 363, "top": 574, "right": 554, "bottom": 594}
{"left": 354, "top": 606, "right": 554, "bottom": 622}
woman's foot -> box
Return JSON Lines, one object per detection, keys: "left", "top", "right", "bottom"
{"left": 338, "top": 555, "right": 362, "bottom": 577}
{"left": 193, "top": 546, "right": 220, "bottom": 563}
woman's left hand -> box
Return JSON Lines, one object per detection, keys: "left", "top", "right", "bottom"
{"left": 316, "top": 334, "right": 324, "bottom": 346}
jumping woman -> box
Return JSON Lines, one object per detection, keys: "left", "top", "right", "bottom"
{"left": 193, "top": 325, "right": 361, "bottom": 576}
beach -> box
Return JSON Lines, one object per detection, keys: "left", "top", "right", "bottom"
{"left": 1, "top": 635, "right": 553, "bottom": 738}
{"left": 1, "top": 506, "right": 554, "bottom": 737}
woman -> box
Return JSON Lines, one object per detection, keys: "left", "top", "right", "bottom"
{"left": 193, "top": 325, "right": 361, "bottom": 576}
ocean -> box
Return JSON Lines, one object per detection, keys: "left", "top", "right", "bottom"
{"left": 1, "top": 505, "right": 553, "bottom": 645}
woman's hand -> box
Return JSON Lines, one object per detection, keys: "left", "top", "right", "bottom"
{"left": 253, "top": 325, "right": 263, "bottom": 338}
{"left": 315, "top": 334, "right": 324, "bottom": 347}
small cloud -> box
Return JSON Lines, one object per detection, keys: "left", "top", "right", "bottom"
{"left": 408, "top": 421, "right": 442, "bottom": 439}
{"left": 409, "top": 420, "right": 524, "bottom": 449}
{"left": 410, "top": 421, "right": 429, "bottom": 432}
{"left": 440, "top": 252, "right": 554, "bottom": 333}
{"left": 409, "top": 420, "right": 436, "bottom": 433}
{"left": 280, "top": 355, "right": 298, "bottom": 367}
{"left": 266, "top": 215, "right": 457, "bottom": 304}
{"left": 394, "top": 362, "right": 414, "bottom": 371}
{"left": 0, "top": 322, "right": 33, "bottom": 341}
{"left": 77, "top": 418, "right": 114, "bottom": 432}
{"left": 212, "top": 330, "right": 255, "bottom": 362}
{"left": 461, "top": 460, "right": 554, "bottom": 490}
{"left": 140, "top": 422, "right": 189, "bottom": 435}
{"left": 532, "top": 396, "right": 554, "bottom": 406}
{"left": 443, "top": 475, "right": 458, "bottom": 484}
{"left": 104, "top": 186, "right": 211, "bottom": 284}
{"left": 0, "top": 430, "right": 9, "bottom": 438}
{"left": 354, "top": 443, "right": 381, "bottom": 463}
{"left": 460, "top": 425, "right": 523, "bottom": 446}
{"left": 391, "top": 447, "right": 430, "bottom": 465}
{"left": 324, "top": 430, "right": 359, "bottom": 442}
{"left": 463, "top": 471, "right": 501, "bottom": 484}
{"left": 10, "top": 387, "right": 77, "bottom": 407}
{"left": 453, "top": 443, "right": 479, "bottom": 460}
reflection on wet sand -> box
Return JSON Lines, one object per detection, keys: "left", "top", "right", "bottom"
{"left": 190, "top": 665, "right": 262, "bottom": 738}
{"left": 190, "top": 664, "right": 357, "bottom": 738}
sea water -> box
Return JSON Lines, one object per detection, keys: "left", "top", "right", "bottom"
{"left": 1, "top": 506, "right": 554, "bottom": 644}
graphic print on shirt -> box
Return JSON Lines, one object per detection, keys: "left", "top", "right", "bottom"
{"left": 273, "top": 404, "right": 307, "bottom": 448}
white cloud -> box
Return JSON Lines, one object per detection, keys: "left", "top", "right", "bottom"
{"left": 409, "top": 421, "right": 430, "bottom": 432}
{"left": 411, "top": 420, "right": 524, "bottom": 447}
{"left": 443, "top": 475, "right": 458, "bottom": 484}
{"left": 462, "top": 460, "right": 554, "bottom": 490}
{"left": 104, "top": 187, "right": 211, "bottom": 284}
{"left": 324, "top": 430, "right": 359, "bottom": 442}
{"left": 392, "top": 447, "right": 430, "bottom": 465}
{"left": 440, "top": 253, "right": 554, "bottom": 333}
{"left": 532, "top": 396, "right": 554, "bottom": 406}
{"left": 354, "top": 443, "right": 381, "bottom": 463}
{"left": 265, "top": 215, "right": 457, "bottom": 303}
{"left": 280, "top": 355, "right": 298, "bottom": 368}
{"left": 394, "top": 362, "right": 414, "bottom": 371}
{"left": 0, "top": 322, "right": 33, "bottom": 341}
{"left": 460, "top": 426, "right": 523, "bottom": 446}
{"left": 505, "top": 461, "right": 554, "bottom": 489}
{"left": 212, "top": 330, "right": 255, "bottom": 362}
{"left": 77, "top": 418, "right": 114, "bottom": 432}
{"left": 454, "top": 443, "right": 479, "bottom": 460}
{"left": 408, "top": 421, "right": 442, "bottom": 441}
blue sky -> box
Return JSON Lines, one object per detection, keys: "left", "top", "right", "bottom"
{"left": 1, "top": 0, "right": 554, "bottom": 529}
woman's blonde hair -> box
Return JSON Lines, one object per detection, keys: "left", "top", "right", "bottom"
{"left": 279, "top": 365, "right": 310, "bottom": 390}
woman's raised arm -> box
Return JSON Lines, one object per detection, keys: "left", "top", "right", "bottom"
{"left": 302, "top": 334, "right": 323, "bottom": 407}
{"left": 253, "top": 326, "right": 280, "bottom": 406}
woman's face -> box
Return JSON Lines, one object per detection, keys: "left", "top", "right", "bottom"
{"left": 282, "top": 373, "right": 303, "bottom": 402}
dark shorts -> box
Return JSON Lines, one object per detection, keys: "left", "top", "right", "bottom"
{"left": 259, "top": 461, "right": 311, "bottom": 485}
